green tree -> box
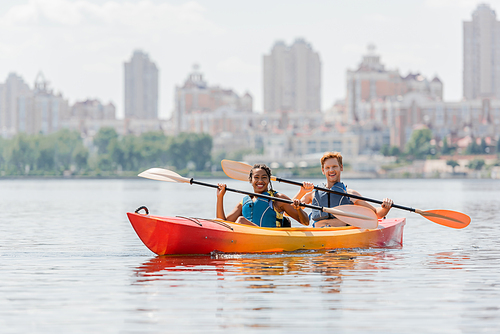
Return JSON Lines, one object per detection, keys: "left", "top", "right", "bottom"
{"left": 465, "top": 138, "right": 481, "bottom": 155}
{"left": 389, "top": 146, "right": 401, "bottom": 156}
{"left": 381, "top": 144, "right": 390, "bottom": 156}
{"left": 441, "top": 137, "right": 456, "bottom": 155}
{"left": 53, "top": 129, "right": 81, "bottom": 170}
{"left": 405, "top": 128, "right": 432, "bottom": 160}
{"left": 0, "top": 137, "right": 6, "bottom": 171}
{"left": 139, "top": 131, "right": 170, "bottom": 168}
{"left": 108, "top": 138, "right": 125, "bottom": 170}
{"left": 189, "top": 133, "right": 212, "bottom": 171}
{"left": 6, "top": 134, "right": 37, "bottom": 174}
{"left": 97, "top": 154, "right": 113, "bottom": 171}
{"left": 446, "top": 159, "right": 460, "bottom": 173}
{"left": 467, "top": 158, "right": 485, "bottom": 170}
{"left": 36, "top": 136, "right": 56, "bottom": 172}
{"left": 120, "top": 135, "right": 143, "bottom": 171}
{"left": 94, "top": 127, "right": 118, "bottom": 155}
{"left": 168, "top": 133, "right": 212, "bottom": 171}
{"left": 73, "top": 145, "right": 89, "bottom": 171}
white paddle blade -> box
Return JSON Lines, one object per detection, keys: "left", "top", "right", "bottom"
{"left": 322, "top": 204, "right": 378, "bottom": 229}
{"left": 221, "top": 160, "right": 278, "bottom": 181}
{"left": 138, "top": 168, "right": 191, "bottom": 183}
{"left": 221, "top": 160, "right": 252, "bottom": 181}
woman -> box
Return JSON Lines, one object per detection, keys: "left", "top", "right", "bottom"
{"left": 217, "top": 164, "right": 310, "bottom": 227}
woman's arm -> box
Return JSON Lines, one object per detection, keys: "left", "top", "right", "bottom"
{"left": 277, "top": 193, "right": 310, "bottom": 226}
{"left": 216, "top": 183, "right": 227, "bottom": 220}
{"left": 216, "top": 183, "right": 243, "bottom": 222}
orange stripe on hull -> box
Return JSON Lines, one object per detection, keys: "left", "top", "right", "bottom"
{"left": 127, "top": 212, "right": 405, "bottom": 255}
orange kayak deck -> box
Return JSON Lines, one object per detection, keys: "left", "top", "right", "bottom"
{"left": 127, "top": 212, "right": 405, "bottom": 255}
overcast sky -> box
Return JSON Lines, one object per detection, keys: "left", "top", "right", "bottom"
{"left": 0, "top": 0, "right": 498, "bottom": 119}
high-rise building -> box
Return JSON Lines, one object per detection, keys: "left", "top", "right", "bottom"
{"left": 463, "top": 4, "right": 500, "bottom": 100}
{"left": 0, "top": 73, "right": 31, "bottom": 137}
{"left": 124, "top": 50, "right": 159, "bottom": 119}
{"left": 263, "top": 38, "right": 321, "bottom": 113}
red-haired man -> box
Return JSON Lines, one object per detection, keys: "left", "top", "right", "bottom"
{"left": 293, "top": 152, "right": 393, "bottom": 228}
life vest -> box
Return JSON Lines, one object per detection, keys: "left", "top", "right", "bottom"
{"left": 241, "top": 191, "right": 288, "bottom": 228}
{"left": 310, "top": 182, "right": 353, "bottom": 221}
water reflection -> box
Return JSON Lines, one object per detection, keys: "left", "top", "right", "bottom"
{"left": 425, "top": 251, "right": 471, "bottom": 270}
{"left": 133, "top": 250, "right": 388, "bottom": 291}
{"left": 134, "top": 256, "right": 227, "bottom": 282}
{"left": 130, "top": 250, "right": 401, "bottom": 330}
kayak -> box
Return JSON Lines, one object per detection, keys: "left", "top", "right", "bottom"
{"left": 127, "top": 211, "right": 406, "bottom": 255}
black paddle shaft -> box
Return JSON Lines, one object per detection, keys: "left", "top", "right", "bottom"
{"left": 190, "top": 179, "right": 328, "bottom": 213}
{"left": 274, "top": 177, "right": 416, "bottom": 213}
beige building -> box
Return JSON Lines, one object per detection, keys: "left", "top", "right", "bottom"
{"left": 263, "top": 38, "right": 321, "bottom": 113}
{"left": 71, "top": 99, "right": 116, "bottom": 121}
{"left": 346, "top": 45, "right": 442, "bottom": 126}
{"left": 345, "top": 45, "right": 444, "bottom": 149}
{"left": 174, "top": 65, "right": 253, "bottom": 133}
{"left": 124, "top": 50, "right": 159, "bottom": 119}
{"left": 463, "top": 4, "right": 500, "bottom": 100}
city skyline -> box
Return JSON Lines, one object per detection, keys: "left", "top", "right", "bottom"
{"left": 1, "top": 0, "right": 499, "bottom": 119}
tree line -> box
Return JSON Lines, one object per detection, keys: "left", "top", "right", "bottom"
{"left": 0, "top": 128, "right": 212, "bottom": 176}
{"left": 380, "top": 128, "right": 500, "bottom": 173}
{"left": 381, "top": 128, "right": 500, "bottom": 160}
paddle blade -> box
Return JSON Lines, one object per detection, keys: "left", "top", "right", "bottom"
{"left": 221, "top": 159, "right": 278, "bottom": 181}
{"left": 221, "top": 160, "right": 252, "bottom": 181}
{"left": 322, "top": 205, "right": 378, "bottom": 229}
{"left": 417, "top": 209, "right": 471, "bottom": 229}
{"left": 138, "top": 168, "right": 191, "bottom": 184}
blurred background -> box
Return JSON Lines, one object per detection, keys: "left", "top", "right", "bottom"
{"left": 1, "top": 0, "right": 499, "bottom": 178}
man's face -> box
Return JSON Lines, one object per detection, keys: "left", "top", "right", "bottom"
{"left": 321, "top": 158, "right": 343, "bottom": 183}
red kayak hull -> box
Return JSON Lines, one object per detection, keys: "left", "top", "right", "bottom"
{"left": 127, "top": 212, "right": 405, "bottom": 255}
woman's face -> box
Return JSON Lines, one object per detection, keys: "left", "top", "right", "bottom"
{"left": 250, "top": 168, "right": 269, "bottom": 193}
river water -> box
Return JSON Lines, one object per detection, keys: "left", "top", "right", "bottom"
{"left": 0, "top": 178, "right": 499, "bottom": 333}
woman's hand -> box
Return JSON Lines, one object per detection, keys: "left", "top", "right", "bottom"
{"left": 217, "top": 183, "right": 227, "bottom": 198}
{"left": 292, "top": 198, "right": 303, "bottom": 210}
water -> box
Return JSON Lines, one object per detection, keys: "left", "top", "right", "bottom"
{"left": 1, "top": 178, "right": 499, "bottom": 333}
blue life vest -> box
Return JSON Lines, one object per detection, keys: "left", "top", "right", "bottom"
{"left": 310, "top": 182, "right": 353, "bottom": 221}
{"left": 241, "top": 191, "right": 285, "bottom": 227}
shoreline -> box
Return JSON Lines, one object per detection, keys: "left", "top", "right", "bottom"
{"left": 1, "top": 173, "right": 498, "bottom": 180}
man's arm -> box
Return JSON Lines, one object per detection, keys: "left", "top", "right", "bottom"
{"left": 293, "top": 182, "right": 314, "bottom": 204}
{"left": 347, "top": 189, "right": 393, "bottom": 219}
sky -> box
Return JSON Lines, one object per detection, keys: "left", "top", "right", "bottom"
{"left": 1, "top": 0, "right": 499, "bottom": 119}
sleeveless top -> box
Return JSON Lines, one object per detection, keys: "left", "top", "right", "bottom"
{"left": 310, "top": 182, "right": 353, "bottom": 221}
{"left": 241, "top": 191, "right": 286, "bottom": 228}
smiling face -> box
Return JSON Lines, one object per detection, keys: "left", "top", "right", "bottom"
{"left": 250, "top": 168, "right": 270, "bottom": 193}
{"left": 321, "top": 157, "right": 343, "bottom": 186}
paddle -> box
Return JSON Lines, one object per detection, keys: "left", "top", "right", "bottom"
{"left": 138, "top": 168, "right": 379, "bottom": 228}
{"left": 221, "top": 159, "right": 471, "bottom": 229}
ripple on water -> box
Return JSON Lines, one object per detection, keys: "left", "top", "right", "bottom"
{"left": 1, "top": 178, "right": 500, "bottom": 332}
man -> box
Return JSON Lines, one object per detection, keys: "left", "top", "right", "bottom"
{"left": 293, "top": 152, "right": 393, "bottom": 228}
